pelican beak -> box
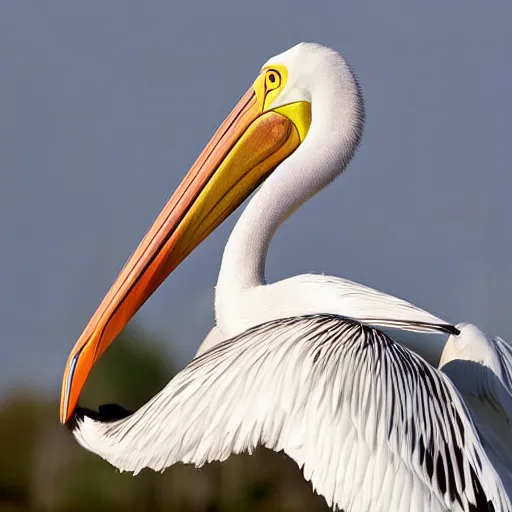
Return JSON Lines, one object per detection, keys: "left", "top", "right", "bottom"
{"left": 60, "top": 70, "right": 312, "bottom": 423}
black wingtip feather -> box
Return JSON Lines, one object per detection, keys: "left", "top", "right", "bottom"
{"left": 70, "top": 404, "right": 133, "bottom": 429}
{"left": 443, "top": 324, "right": 461, "bottom": 336}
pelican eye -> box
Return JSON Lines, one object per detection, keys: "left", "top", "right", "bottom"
{"left": 265, "top": 69, "right": 281, "bottom": 90}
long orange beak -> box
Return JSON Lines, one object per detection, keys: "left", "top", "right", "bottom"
{"left": 60, "top": 70, "right": 311, "bottom": 423}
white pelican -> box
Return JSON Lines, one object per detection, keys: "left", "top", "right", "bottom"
{"left": 60, "top": 43, "right": 511, "bottom": 511}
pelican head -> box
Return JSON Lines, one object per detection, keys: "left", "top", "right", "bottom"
{"left": 60, "top": 42, "right": 364, "bottom": 423}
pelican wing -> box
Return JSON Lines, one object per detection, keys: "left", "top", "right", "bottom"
{"left": 195, "top": 325, "right": 226, "bottom": 357}
{"left": 494, "top": 335, "right": 512, "bottom": 394}
{"left": 440, "top": 331, "right": 512, "bottom": 421}
{"left": 441, "top": 357, "right": 512, "bottom": 498}
{"left": 73, "top": 315, "right": 510, "bottom": 512}
{"left": 440, "top": 325, "right": 512, "bottom": 496}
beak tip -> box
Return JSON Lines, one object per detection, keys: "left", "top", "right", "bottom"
{"left": 59, "top": 407, "right": 70, "bottom": 425}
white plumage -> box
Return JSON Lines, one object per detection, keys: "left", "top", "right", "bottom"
{"left": 74, "top": 315, "right": 510, "bottom": 511}
{"left": 66, "top": 42, "right": 512, "bottom": 511}
{"left": 440, "top": 324, "right": 512, "bottom": 499}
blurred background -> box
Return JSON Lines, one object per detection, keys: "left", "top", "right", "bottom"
{"left": 1, "top": 1, "right": 510, "bottom": 510}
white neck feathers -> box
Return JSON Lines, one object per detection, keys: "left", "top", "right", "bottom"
{"left": 216, "top": 52, "right": 364, "bottom": 300}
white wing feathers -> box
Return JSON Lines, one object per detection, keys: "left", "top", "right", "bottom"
{"left": 195, "top": 325, "right": 226, "bottom": 357}
{"left": 440, "top": 323, "right": 512, "bottom": 394}
{"left": 317, "top": 275, "right": 458, "bottom": 334}
{"left": 440, "top": 324, "right": 512, "bottom": 498}
{"left": 73, "top": 315, "right": 510, "bottom": 512}
{"left": 493, "top": 335, "right": 512, "bottom": 395}
{"left": 253, "top": 274, "right": 460, "bottom": 336}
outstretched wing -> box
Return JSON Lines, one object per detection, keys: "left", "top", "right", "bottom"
{"left": 74, "top": 315, "right": 510, "bottom": 512}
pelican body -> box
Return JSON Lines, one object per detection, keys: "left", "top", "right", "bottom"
{"left": 60, "top": 43, "right": 511, "bottom": 511}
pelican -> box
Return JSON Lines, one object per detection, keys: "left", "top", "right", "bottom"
{"left": 60, "top": 43, "right": 511, "bottom": 511}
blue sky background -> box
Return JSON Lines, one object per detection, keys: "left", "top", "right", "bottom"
{"left": 1, "top": 1, "right": 510, "bottom": 395}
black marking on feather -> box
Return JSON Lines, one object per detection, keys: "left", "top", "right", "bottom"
{"left": 425, "top": 440, "right": 434, "bottom": 479}
{"left": 469, "top": 466, "right": 495, "bottom": 512}
{"left": 437, "top": 454, "right": 447, "bottom": 495}
{"left": 75, "top": 404, "right": 133, "bottom": 423}
{"left": 361, "top": 319, "right": 460, "bottom": 336}
{"left": 440, "top": 323, "right": 460, "bottom": 336}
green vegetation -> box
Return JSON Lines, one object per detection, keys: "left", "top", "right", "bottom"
{"left": 0, "top": 326, "right": 329, "bottom": 511}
